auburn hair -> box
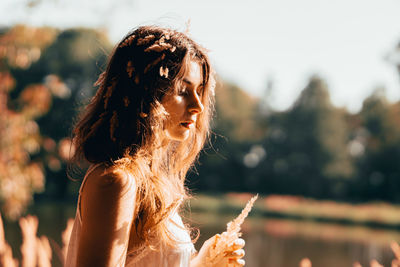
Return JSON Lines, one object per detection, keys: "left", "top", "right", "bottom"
{"left": 71, "top": 25, "right": 215, "bottom": 250}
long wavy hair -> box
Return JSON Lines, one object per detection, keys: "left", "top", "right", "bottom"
{"left": 71, "top": 25, "right": 215, "bottom": 250}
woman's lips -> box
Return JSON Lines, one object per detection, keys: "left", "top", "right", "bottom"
{"left": 180, "top": 121, "right": 194, "bottom": 128}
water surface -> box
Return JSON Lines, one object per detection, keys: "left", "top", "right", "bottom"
{"left": 3, "top": 203, "right": 398, "bottom": 267}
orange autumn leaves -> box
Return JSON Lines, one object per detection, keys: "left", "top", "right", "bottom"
{"left": 0, "top": 25, "right": 72, "bottom": 219}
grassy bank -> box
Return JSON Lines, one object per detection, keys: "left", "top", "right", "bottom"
{"left": 187, "top": 193, "right": 400, "bottom": 229}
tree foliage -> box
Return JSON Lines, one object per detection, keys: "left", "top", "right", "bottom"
{"left": 2, "top": 25, "right": 400, "bottom": 219}
{"left": 0, "top": 25, "right": 111, "bottom": 219}
{"left": 0, "top": 25, "right": 56, "bottom": 219}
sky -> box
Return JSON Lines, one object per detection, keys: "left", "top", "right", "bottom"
{"left": 1, "top": 0, "right": 400, "bottom": 112}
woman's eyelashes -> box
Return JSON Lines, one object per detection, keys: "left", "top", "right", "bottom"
{"left": 178, "top": 87, "right": 189, "bottom": 96}
{"left": 178, "top": 86, "right": 203, "bottom": 97}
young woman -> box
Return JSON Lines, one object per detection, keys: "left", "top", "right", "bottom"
{"left": 65, "top": 25, "right": 246, "bottom": 267}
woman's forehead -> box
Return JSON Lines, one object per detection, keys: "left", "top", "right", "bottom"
{"left": 182, "top": 61, "right": 202, "bottom": 87}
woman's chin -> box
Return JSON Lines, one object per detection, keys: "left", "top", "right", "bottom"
{"left": 165, "top": 129, "right": 190, "bottom": 142}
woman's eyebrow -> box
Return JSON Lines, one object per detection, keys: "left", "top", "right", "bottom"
{"left": 183, "top": 78, "right": 203, "bottom": 89}
{"left": 183, "top": 78, "right": 193, "bottom": 86}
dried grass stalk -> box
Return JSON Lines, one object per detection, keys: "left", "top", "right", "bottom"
{"left": 0, "top": 214, "right": 18, "bottom": 267}
{"left": 120, "top": 35, "right": 136, "bottom": 48}
{"left": 206, "top": 194, "right": 258, "bottom": 264}
{"left": 126, "top": 61, "right": 135, "bottom": 78}
{"left": 392, "top": 242, "right": 400, "bottom": 267}
{"left": 1, "top": 245, "right": 18, "bottom": 267}
{"left": 144, "top": 54, "right": 166, "bottom": 74}
{"left": 299, "top": 258, "right": 312, "bottom": 267}
{"left": 370, "top": 259, "right": 383, "bottom": 267}
{"left": 103, "top": 77, "right": 117, "bottom": 109}
{"left": 37, "top": 236, "right": 51, "bottom": 267}
{"left": 144, "top": 43, "right": 171, "bottom": 53}
{"left": 110, "top": 111, "right": 119, "bottom": 142}
{"left": 0, "top": 214, "right": 6, "bottom": 255}
{"left": 136, "top": 35, "right": 155, "bottom": 46}
{"left": 88, "top": 112, "right": 106, "bottom": 137}
{"left": 392, "top": 242, "right": 400, "bottom": 260}
{"left": 62, "top": 219, "right": 74, "bottom": 262}
{"left": 123, "top": 96, "right": 130, "bottom": 107}
{"left": 144, "top": 37, "right": 172, "bottom": 53}
{"left": 19, "top": 215, "right": 38, "bottom": 267}
{"left": 134, "top": 74, "right": 140, "bottom": 85}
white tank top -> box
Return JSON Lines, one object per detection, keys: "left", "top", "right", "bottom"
{"left": 65, "top": 165, "right": 196, "bottom": 267}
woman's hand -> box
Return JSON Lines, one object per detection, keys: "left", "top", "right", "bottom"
{"left": 191, "top": 234, "right": 246, "bottom": 267}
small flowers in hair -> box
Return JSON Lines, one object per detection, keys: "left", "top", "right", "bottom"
{"left": 120, "top": 35, "right": 136, "bottom": 48}
{"left": 144, "top": 54, "right": 166, "bottom": 74}
{"left": 126, "top": 61, "right": 135, "bottom": 78}
{"left": 184, "top": 19, "right": 191, "bottom": 34}
{"left": 159, "top": 66, "right": 169, "bottom": 78}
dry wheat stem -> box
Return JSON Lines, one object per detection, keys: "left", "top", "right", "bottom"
{"left": 206, "top": 194, "right": 258, "bottom": 265}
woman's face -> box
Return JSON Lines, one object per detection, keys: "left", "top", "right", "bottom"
{"left": 161, "top": 61, "right": 204, "bottom": 141}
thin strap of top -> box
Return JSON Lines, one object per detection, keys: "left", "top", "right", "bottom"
{"left": 76, "top": 163, "right": 103, "bottom": 223}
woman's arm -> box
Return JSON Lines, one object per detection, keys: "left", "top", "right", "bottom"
{"left": 77, "top": 166, "right": 136, "bottom": 267}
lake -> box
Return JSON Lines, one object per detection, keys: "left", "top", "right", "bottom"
{"left": 2, "top": 203, "right": 399, "bottom": 267}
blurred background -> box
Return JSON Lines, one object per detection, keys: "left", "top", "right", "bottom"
{"left": 1, "top": 0, "right": 400, "bottom": 266}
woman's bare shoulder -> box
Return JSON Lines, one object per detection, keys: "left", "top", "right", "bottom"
{"left": 84, "top": 163, "right": 136, "bottom": 197}
{"left": 79, "top": 164, "right": 137, "bottom": 223}
{"left": 77, "top": 164, "right": 137, "bottom": 266}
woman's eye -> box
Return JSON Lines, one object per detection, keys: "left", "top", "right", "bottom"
{"left": 179, "top": 88, "right": 188, "bottom": 96}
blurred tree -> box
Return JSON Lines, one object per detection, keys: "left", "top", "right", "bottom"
{"left": 10, "top": 28, "right": 112, "bottom": 200}
{"left": 354, "top": 88, "right": 400, "bottom": 202}
{"left": 188, "top": 81, "right": 265, "bottom": 192}
{"left": 0, "top": 25, "right": 56, "bottom": 219}
{"left": 0, "top": 25, "right": 112, "bottom": 220}
{"left": 213, "top": 80, "right": 264, "bottom": 142}
{"left": 259, "top": 75, "right": 353, "bottom": 198}
{"left": 0, "top": 25, "right": 57, "bottom": 70}
{"left": 3, "top": 24, "right": 400, "bottom": 206}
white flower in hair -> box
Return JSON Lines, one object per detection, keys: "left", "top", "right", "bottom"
{"left": 159, "top": 66, "right": 169, "bottom": 78}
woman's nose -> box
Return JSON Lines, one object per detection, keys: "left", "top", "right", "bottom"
{"left": 188, "top": 93, "right": 204, "bottom": 114}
